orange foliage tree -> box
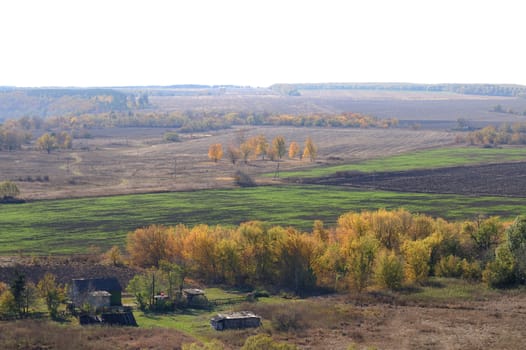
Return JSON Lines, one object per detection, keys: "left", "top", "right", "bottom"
{"left": 127, "top": 224, "right": 178, "bottom": 268}
{"left": 208, "top": 143, "right": 223, "bottom": 163}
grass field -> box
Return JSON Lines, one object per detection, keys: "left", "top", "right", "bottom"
{"left": 2, "top": 185, "right": 526, "bottom": 255}
{"left": 278, "top": 146, "right": 526, "bottom": 178}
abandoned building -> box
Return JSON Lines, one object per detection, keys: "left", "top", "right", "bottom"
{"left": 182, "top": 288, "right": 208, "bottom": 306}
{"left": 210, "top": 311, "right": 262, "bottom": 331}
{"left": 70, "top": 277, "right": 123, "bottom": 307}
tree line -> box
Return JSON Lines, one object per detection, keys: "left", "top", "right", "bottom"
{"left": 0, "top": 272, "right": 65, "bottom": 319}
{"left": 123, "top": 209, "right": 526, "bottom": 297}
{"left": 1, "top": 109, "right": 396, "bottom": 135}
{"left": 456, "top": 122, "right": 526, "bottom": 146}
{"left": 208, "top": 134, "right": 317, "bottom": 164}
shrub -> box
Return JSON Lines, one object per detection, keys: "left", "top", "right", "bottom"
{"left": 183, "top": 340, "right": 225, "bottom": 350}
{"left": 271, "top": 307, "right": 303, "bottom": 331}
{"left": 460, "top": 259, "right": 482, "bottom": 282}
{"left": 164, "top": 132, "right": 181, "bottom": 142}
{"left": 374, "top": 250, "right": 404, "bottom": 290}
{"left": 435, "top": 255, "right": 463, "bottom": 278}
{"left": 402, "top": 239, "right": 431, "bottom": 283}
{"left": 483, "top": 243, "right": 517, "bottom": 288}
{"left": 242, "top": 334, "right": 297, "bottom": 350}
{"left": 234, "top": 170, "right": 256, "bottom": 187}
{"left": 0, "top": 291, "right": 17, "bottom": 317}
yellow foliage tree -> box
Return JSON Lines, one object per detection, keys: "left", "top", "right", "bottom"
{"left": 288, "top": 141, "right": 299, "bottom": 159}
{"left": 127, "top": 224, "right": 178, "bottom": 268}
{"left": 272, "top": 135, "right": 287, "bottom": 160}
{"left": 208, "top": 143, "right": 223, "bottom": 163}
{"left": 302, "top": 136, "right": 317, "bottom": 162}
{"left": 36, "top": 133, "right": 57, "bottom": 154}
{"left": 345, "top": 234, "right": 379, "bottom": 292}
{"left": 401, "top": 239, "right": 431, "bottom": 283}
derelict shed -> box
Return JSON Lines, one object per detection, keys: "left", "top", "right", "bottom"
{"left": 210, "top": 311, "right": 262, "bottom": 331}
{"left": 71, "top": 277, "right": 123, "bottom": 307}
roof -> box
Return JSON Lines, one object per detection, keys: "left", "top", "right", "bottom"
{"left": 72, "top": 277, "right": 122, "bottom": 293}
{"left": 90, "top": 291, "right": 112, "bottom": 297}
{"left": 183, "top": 288, "right": 205, "bottom": 296}
{"left": 211, "top": 311, "right": 261, "bottom": 321}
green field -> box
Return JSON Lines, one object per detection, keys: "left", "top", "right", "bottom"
{"left": 278, "top": 146, "right": 526, "bottom": 178}
{"left": 2, "top": 185, "right": 526, "bottom": 255}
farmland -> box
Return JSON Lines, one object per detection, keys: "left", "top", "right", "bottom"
{"left": 3, "top": 183, "right": 526, "bottom": 255}
{"left": 2, "top": 86, "right": 526, "bottom": 349}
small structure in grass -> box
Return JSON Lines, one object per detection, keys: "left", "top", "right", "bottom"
{"left": 182, "top": 288, "right": 208, "bottom": 307}
{"left": 210, "top": 311, "right": 262, "bottom": 331}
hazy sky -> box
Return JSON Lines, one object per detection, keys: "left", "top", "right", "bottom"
{"left": 1, "top": 0, "right": 524, "bottom": 87}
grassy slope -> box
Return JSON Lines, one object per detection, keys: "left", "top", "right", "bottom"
{"left": 2, "top": 185, "right": 526, "bottom": 254}
{"left": 278, "top": 146, "right": 526, "bottom": 178}
{"left": 2, "top": 146, "right": 526, "bottom": 255}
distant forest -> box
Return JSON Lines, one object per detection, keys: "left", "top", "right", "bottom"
{"left": 2, "top": 83, "right": 526, "bottom": 121}
{"left": 270, "top": 82, "right": 526, "bottom": 97}
{"left": 0, "top": 88, "right": 146, "bottom": 120}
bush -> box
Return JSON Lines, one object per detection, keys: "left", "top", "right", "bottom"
{"left": 435, "top": 255, "right": 463, "bottom": 278}
{"left": 234, "top": 170, "right": 256, "bottom": 187}
{"left": 374, "top": 250, "right": 404, "bottom": 290}
{"left": 242, "top": 334, "right": 297, "bottom": 350}
{"left": 271, "top": 307, "right": 303, "bottom": 331}
{"left": 483, "top": 243, "right": 517, "bottom": 288}
{"left": 164, "top": 132, "right": 181, "bottom": 142}
{"left": 460, "top": 259, "right": 482, "bottom": 282}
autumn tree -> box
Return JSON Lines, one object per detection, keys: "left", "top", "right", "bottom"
{"left": 505, "top": 215, "right": 526, "bottom": 282}
{"left": 240, "top": 142, "right": 252, "bottom": 164}
{"left": 56, "top": 131, "right": 73, "bottom": 149}
{"left": 226, "top": 144, "right": 240, "bottom": 165}
{"left": 272, "top": 135, "right": 287, "bottom": 160}
{"left": 279, "top": 229, "right": 319, "bottom": 293}
{"left": 37, "top": 133, "right": 57, "bottom": 154}
{"left": 102, "top": 245, "right": 125, "bottom": 266}
{"left": 374, "top": 250, "right": 404, "bottom": 290}
{"left": 127, "top": 224, "right": 178, "bottom": 268}
{"left": 208, "top": 143, "right": 223, "bottom": 163}
{"left": 37, "top": 273, "right": 65, "bottom": 319}
{"left": 401, "top": 239, "right": 431, "bottom": 283}
{"left": 288, "top": 141, "right": 299, "bottom": 159}
{"left": 302, "top": 136, "right": 317, "bottom": 162}
{"left": 255, "top": 134, "right": 269, "bottom": 160}
{"left": 345, "top": 234, "right": 379, "bottom": 292}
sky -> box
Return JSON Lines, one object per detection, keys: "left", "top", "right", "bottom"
{"left": 0, "top": 0, "right": 525, "bottom": 87}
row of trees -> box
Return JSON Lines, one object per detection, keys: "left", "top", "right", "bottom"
{"left": 125, "top": 209, "right": 526, "bottom": 294}
{"left": 0, "top": 272, "right": 65, "bottom": 319}
{"left": 10, "top": 110, "right": 396, "bottom": 135}
{"left": 0, "top": 120, "right": 73, "bottom": 152}
{"left": 35, "top": 132, "right": 73, "bottom": 154}
{"left": 208, "top": 134, "right": 317, "bottom": 164}
{"left": 457, "top": 122, "right": 526, "bottom": 146}
{"left": 0, "top": 125, "right": 31, "bottom": 150}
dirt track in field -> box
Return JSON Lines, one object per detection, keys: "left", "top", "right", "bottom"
{"left": 0, "top": 127, "right": 455, "bottom": 200}
{"left": 299, "top": 161, "right": 526, "bottom": 197}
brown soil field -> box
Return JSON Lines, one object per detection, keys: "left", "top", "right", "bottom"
{"left": 0, "top": 126, "right": 455, "bottom": 200}
{"left": 301, "top": 161, "right": 526, "bottom": 197}
{"left": 151, "top": 90, "right": 526, "bottom": 128}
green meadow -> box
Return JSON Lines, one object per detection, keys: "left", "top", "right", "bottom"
{"left": 2, "top": 185, "right": 526, "bottom": 255}
{"left": 278, "top": 146, "right": 526, "bottom": 178}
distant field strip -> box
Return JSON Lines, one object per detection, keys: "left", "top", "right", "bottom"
{"left": 2, "top": 185, "right": 526, "bottom": 254}
{"left": 279, "top": 146, "right": 526, "bottom": 178}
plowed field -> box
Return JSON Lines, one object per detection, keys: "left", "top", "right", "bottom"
{"left": 301, "top": 161, "right": 526, "bottom": 197}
